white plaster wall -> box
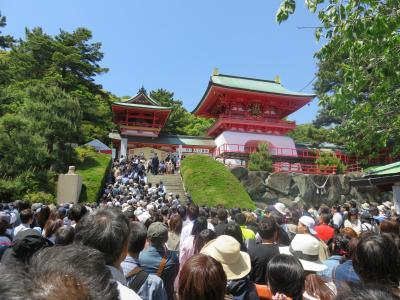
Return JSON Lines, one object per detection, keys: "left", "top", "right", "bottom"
{"left": 214, "top": 131, "right": 297, "bottom": 156}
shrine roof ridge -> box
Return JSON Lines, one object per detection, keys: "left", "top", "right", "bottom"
{"left": 211, "top": 74, "right": 316, "bottom": 98}
{"left": 112, "top": 102, "right": 172, "bottom": 110}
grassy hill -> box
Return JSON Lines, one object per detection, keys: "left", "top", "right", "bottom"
{"left": 75, "top": 147, "right": 111, "bottom": 203}
{"left": 181, "top": 155, "right": 255, "bottom": 209}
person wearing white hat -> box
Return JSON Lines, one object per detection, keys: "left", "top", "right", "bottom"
{"left": 201, "top": 235, "right": 258, "bottom": 299}
{"left": 280, "top": 234, "right": 336, "bottom": 300}
{"left": 298, "top": 216, "right": 330, "bottom": 261}
{"left": 274, "top": 203, "right": 288, "bottom": 216}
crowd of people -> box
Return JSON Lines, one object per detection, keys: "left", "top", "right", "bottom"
{"left": 0, "top": 156, "right": 400, "bottom": 299}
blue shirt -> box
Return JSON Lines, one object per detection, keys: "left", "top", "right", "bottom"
{"left": 333, "top": 259, "right": 361, "bottom": 283}
{"left": 121, "top": 255, "right": 168, "bottom": 300}
{"left": 139, "top": 246, "right": 179, "bottom": 300}
{"left": 318, "top": 255, "right": 341, "bottom": 279}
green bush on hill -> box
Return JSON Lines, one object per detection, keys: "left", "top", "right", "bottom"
{"left": 181, "top": 155, "right": 255, "bottom": 209}
{"left": 75, "top": 147, "right": 111, "bottom": 203}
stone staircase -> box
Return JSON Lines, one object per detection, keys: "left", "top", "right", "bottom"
{"left": 147, "top": 172, "right": 187, "bottom": 201}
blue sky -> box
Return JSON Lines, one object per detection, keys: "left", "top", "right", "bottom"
{"left": 2, "top": 0, "right": 321, "bottom": 123}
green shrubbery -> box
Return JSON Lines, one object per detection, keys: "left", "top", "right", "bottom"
{"left": 316, "top": 152, "right": 347, "bottom": 174}
{"left": 248, "top": 143, "right": 274, "bottom": 172}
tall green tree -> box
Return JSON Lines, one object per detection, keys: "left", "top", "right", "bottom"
{"left": 2, "top": 26, "right": 113, "bottom": 142}
{"left": 0, "top": 13, "right": 14, "bottom": 49}
{"left": 277, "top": 0, "right": 400, "bottom": 156}
{"left": 150, "top": 88, "right": 214, "bottom": 136}
{"left": 22, "top": 84, "right": 82, "bottom": 170}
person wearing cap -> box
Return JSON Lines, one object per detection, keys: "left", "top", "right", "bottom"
{"left": 201, "top": 235, "right": 258, "bottom": 299}
{"left": 343, "top": 208, "right": 361, "bottom": 235}
{"left": 279, "top": 234, "right": 336, "bottom": 299}
{"left": 139, "top": 222, "right": 179, "bottom": 300}
{"left": 122, "top": 222, "right": 168, "bottom": 300}
{"left": 298, "top": 216, "right": 329, "bottom": 261}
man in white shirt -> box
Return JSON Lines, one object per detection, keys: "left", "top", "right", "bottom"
{"left": 331, "top": 205, "right": 343, "bottom": 229}
{"left": 13, "top": 208, "right": 33, "bottom": 238}
{"left": 180, "top": 204, "right": 214, "bottom": 245}
{"left": 74, "top": 208, "right": 141, "bottom": 300}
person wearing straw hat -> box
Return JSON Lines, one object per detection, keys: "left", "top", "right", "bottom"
{"left": 201, "top": 235, "right": 258, "bottom": 299}
{"left": 280, "top": 234, "right": 336, "bottom": 300}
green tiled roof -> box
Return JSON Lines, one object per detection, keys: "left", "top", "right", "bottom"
{"left": 211, "top": 74, "right": 316, "bottom": 97}
{"left": 113, "top": 102, "right": 172, "bottom": 110}
{"left": 367, "top": 161, "right": 400, "bottom": 176}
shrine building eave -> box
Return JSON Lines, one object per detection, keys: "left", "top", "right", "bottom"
{"left": 192, "top": 74, "right": 315, "bottom": 118}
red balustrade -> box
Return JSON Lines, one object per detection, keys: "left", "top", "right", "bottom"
{"left": 273, "top": 162, "right": 337, "bottom": 175}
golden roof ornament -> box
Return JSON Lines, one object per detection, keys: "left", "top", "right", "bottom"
{"left": 213, "top": 68, "right": 219, "bottom": 76}
{"left": 274, "top": 75, "right": 281, "bottom": 84}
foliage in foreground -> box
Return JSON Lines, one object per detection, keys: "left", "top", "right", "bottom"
{"left": 248, "top": 143, "right": 274, "bottom": 172}
{"left": 181, "top": 155, "right": 255, "bottom": 209}
{"left": 276, "top": 0, "right": 400, "bottom": 156}
{"left": 75, "top": 147, "right": 111, "bottom": 203}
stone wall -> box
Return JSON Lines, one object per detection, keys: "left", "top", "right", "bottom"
{"left": 231, "top": 167, "right": 393, "bottom": 207}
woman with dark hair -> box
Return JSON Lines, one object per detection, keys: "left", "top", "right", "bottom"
{"left": 32, "top": 205, "right": 51, "bottom": 234}
{"left": 43, "top": 218, "right": 63, "bottom": 244}
{"left": 175, "top": 217, "right": 209, "bottom": 291}
{"left": 179, "top": 216, "right": 208, "bottom": 263}
{"left": 167, "top": 214, "right": 182, "bottom": 252}
{"left": 193, "top": 229, "right": 216, "bottom": 254}
{"left": 178, "top": 254, "right": 227, "bottom": 300}
{"left": 353, "top": 234, "right": 400, "bottom": 297}
{"left": 266, "top": 254, "right": 305, "bottom": 300}
{"left": 223, "top": 221, "right": 247, "bottom": 251}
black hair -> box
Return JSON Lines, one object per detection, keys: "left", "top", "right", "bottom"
{"left": 26, "top": 244, "right": 119, "bottom": 300}
{"left": 55, "top": 225, "right": 75, "bottom": 246}
{"left": 320, "top": 213, "right": 331, "bottom": 225}
{"left": 217, "top": 208, "right": 228, "bottom": 221}
{"left": 20, "top": 208, "right": 33, "bottom": 224}
{"left": 336, "top": 283, "right": 399, "bottom": 300}
{"left": 353, "top": 234, "right": 400, "bottom": 287}
{"left": 187, "top": 204, "right": 199, "bottom": 221}
{"left": 258, "top": 217, "right": 278, "bottom": 240}
{"left": 128, "top": 221, "right": 147, "bottom": 254}
{"left": 191, "top": 216, "right": 208, "bottom": 236}
{"left": 194, "top": 229, "right": 216, "bottom": 254}
{"left": 74, "top": 208, "right": 130, "bottom": 265}
{"left": 68, "top": 204, "right": 88, "bottom": 223}
{"left": 177, "top": 206, "right": 187, "bottom": 220}
{"left": 266, "top": 254, "right": 305, "bottom": 300}
{"left": 234, "top": 213, "right": 246, "bottom": 226}
{"left": 223, "top": 222, "right": 245, "bottom": 249}
{"left": 270, "top": 211, "right": 284, "bottom": 225}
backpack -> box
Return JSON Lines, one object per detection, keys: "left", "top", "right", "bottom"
{"left": 126, "top": 267, "right": 149, "bottom": 293}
